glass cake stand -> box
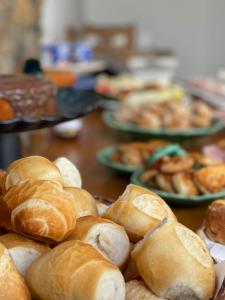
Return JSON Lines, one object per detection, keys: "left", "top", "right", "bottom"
{"left": 0, "top": 88, "right": 100, "bottom": 169}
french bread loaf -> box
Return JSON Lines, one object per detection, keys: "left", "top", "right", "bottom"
{"left": 104, "top": 184, "right": 176, "bottom": 242}
{"left": 27, "top": 240, "right": 126, "bottom": 300}
{"left": 66, "top": 215, "right": 130, "bottom": 268}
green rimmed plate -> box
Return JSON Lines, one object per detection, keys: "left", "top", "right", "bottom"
{"left": 97, "top": 145, "right": 137, "bottom": 174}
{"left": 103, "top": 110, "right": 225, "bottom": 140}
{"left": 131, "top": 168, "right": 225, "bottom": 205}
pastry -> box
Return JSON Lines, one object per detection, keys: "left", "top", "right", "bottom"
{"left": 155, "top": 173, "right": 175, "bottom": 193}
{"left": 104, "top": 184, "right": 176, "bottom": 242}
{"left": 66, "top": 215, "right": 130, "bottom": 268}
{"left": 5, "top": 156, "right": 62, "bottom": 191}
{"left": 54, "top": 157, "right": 82, "bottom": 188}
{"left": 0, "top": 242, "right": 31, "bottom": 299}
{"left": 0, "top": 233, "right": 50, "bottom": 276}
{"left": 3, "top": 180, "right": 76, "bottom": 242}
{"left": 27, "top": 240, "right": 126, "bottom": 300}
{"left": 132, "top": 222, "right": 215, "bottom": 300}
{"left": 65, "top": 187, "right": 97, "bottom": 218}
{"left": 194, "top": 164, "right": 225, "bottom": 194}
{"left": 0, "top": 74, "right": 57, "bottom": 120}
{"left": 159, "top": 156, "right": 194, "bottom": 174}
{"left": 172, "top": 171, "right": 199, "bottom": 196}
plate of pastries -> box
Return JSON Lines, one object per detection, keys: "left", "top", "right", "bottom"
{"left": 0, "top": 155, "right": 223, "bottom": 299}
{"left": 131, "top": 146, "right": 225, "bottom": 205}
{"left": 103, "top": 99, "right": 224, "bottom": 139}
{"left": 0, "top": 74, "right": 99, "bottom": 133}
{"left": 97, "top": 139, "right": 169, "bottom": 174}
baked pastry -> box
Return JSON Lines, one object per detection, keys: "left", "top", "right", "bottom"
{"left": 0, "top": 242, "right": 31, "bottom": 299}
{"left": 3, "top": 180, "right": 76, "bottom": 242}
{"left": 191, "top": 152, "right": 219, "bottom": 167}
{"left": 132, "top": 222, "right": 215, "bottom": 300}
{"left": 0, "top": 74, "right": 57, "bottom": 120}
{"left": 104, "top": 184, "right": 176, "bottom": 242}
{"left": 65, "top": 187, "right": 97, "bottom": 218}
{"left": 0, "top": 233, "right": 50, "bottom": 276}
{"left": 27, "top": 240, "right": 126, "bottom": 300}
{"left": 66, "top": 215, "right": 130, "bottom": 268}
{"left": 194, "top": 164, "right": 225, "bottom": 194}
{"left": 54, "top": 157, "right": 82, "bottom": 188}
{"left": 126, "top": 280, "right": 165, "bottom": 300}
{"left": 172, "top": 171, "right": 200, "bottom": 196}
{"left": 155, "top": 173, "right": 174, "bottom": 193}
{"left": 204, "top": 199, "right": 225, "bottom": 244}
{"left": 5, "top": 156, "right": 62, "bottom": 191}
{"left": 159, "top": 156, "right": 194, "bottom": 174}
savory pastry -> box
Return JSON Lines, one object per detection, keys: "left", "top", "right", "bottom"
{"left": 66, "top": 215, "right": 130, "bottom": 268}
{"left": 155, "top": 173, "right": 175, "bottom": 193}
{"left": 172, "top": 171, "right": 200, "bottom": 196}
{"left": 191, "top": 101, "right": 214, "bottom": 128}
{"left": 3, "top": 180, "right": 76, "bottom": 242}
{"left": 134, "top": 111, "right": 161, "bottom": 129}
{"left": 132, "top": 222, "right": 215, "bottom": 300}
{"left": 27, "top": 240, "right": 126, "bottom": 300}
{"left": 0, "top": 233, "right": 50, "bottom": 276}
{"left": 126, "top": 280, "right": 165, "bottom": 300}
{"left": 191, "top": 152, "right": 220, "bottom": 167}
{"left": 0, "top": 242, "right": 31, "bottom": 300}
{"left": 5, "top": 156, "right": 62, "bottom": 191}
{"left": 54, "top": 157, "right": 82, "bottom": 188}
{"left": 159, "top": 156, "right": 194, "bottom": 174}
{"left": 204, "top": 199, "right": 225, "bottom": 244}
{"left": 104, "top": 184, "right": 176, "bottom": 242}
{"left": 65, "top": 187, "right": 97, "bottom": 218}
{"left": 194, "top": 164, "right": 225, "bottom": 194}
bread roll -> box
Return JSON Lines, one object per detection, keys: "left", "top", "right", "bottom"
{"left": 204, "top": 199, "right": 225, "bottom": 244}
{"left": 3, "top": 180, "right": 76, "bottom": 242}
{"left": 66, "top": 216, "right": 130, "bottom": 268}
{"left": 65, "top": 187, "right": 97, "bottom": 217}
{"left": 0, "top": 233, "right": 50, "bottom": 276}
{"left": 5, "top": 156, "right": 62, "bottom": 190}
{"left": 104, "top": 184, "right": 176, "bottom": 242}
{"left": 0, "top": 242, "right": 31, "bottom": 300}
{"left": 54, "top": 157, "right": 82, "bottom": 188}
{"left": 132, "top": 222, "right": 215, "bottom": 300}
{"left": 126, "top": 280, "right": 165, "bottom": 300}
{"left": 27, "top": 240, "right": 126, "bottom": 300}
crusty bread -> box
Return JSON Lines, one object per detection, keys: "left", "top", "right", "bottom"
{"left": 204, "top": 199, "right": 225, "bottom": 244}
{"left": 0, "top": 242, "right": 31, "bottom": 300}
{"left": 104, "top": 184, "right": 176, "bottom": 242}
{"left": 3, "top": 180, "right": 76, "bottom": 242}
{"left": 65, "top": 187, "right": 97, "bottom": 217}
{"left": 0, "top": 233, "right": 50, "bottom": 276}
{"left": 27, "top": 240, "right": 126, "bottom": 300}
{"left": 126, "top": 280, "right": 165, "bottom": 300}
{"left": 5, "top": 156, "right": 62, "bottom": 191}
{"left": 132, "top": 222, "right": 215, "bottom": 300}
{"left": 54, "top": 157, "right": 82, "bottom": 188}
{"left": 66, "top": 216, "right": 130, "bottom": 268}
{"left": 96, "top": 200, "right": 110, "bottom": 216}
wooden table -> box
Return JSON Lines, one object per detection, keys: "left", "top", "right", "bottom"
{"left": 24, "top": 110, "right": 222, "bottom": 232}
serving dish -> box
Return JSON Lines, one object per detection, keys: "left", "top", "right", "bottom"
{"left": 103, "top": 110, "right": 225, "bottom": 140}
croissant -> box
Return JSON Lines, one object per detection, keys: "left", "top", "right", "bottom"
{"left": 0, "top": 233, "right": 50, "bottom": 276}
{"left": 5, "top": 156, "right": 62, "bottom": 191}
{"left": 3, "top": 180, "right": 76, "bottom": 242}
{"left": 104, "top": 184, "right": 176, "bottom": 242}
{"left": 27, "top": 240, "right": 126, "bottom": 300}
{"left": 65, "top": 187, "right": 97, "bottom": 217}
{"left": 66, "top": 215, "right": 130, "bottom": 268}
{"left": 0, "top": 242, "right": 31, "bottom": 300}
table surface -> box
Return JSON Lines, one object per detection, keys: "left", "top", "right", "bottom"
{"left": 24, "top": 110, "right": 224, "bottom": 232}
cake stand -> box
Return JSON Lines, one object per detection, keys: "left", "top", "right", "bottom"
{"left": 0, "top": 88, "right": 100, "bottom": 169}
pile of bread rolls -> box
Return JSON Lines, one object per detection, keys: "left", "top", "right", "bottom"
{"left": 0, "top": 156, "right": 217, "bottom": 300}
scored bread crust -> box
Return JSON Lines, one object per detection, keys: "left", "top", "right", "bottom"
{"left": 65, "top": 187, "right": 97, "bottom": 218}
{"left": 3, "top": 180, "right": 76, "bottom": 242}
{"left": 132, "top": 222, "right": 215, "bottom": 300}
{"left": 0, "top": 242, "right": 31, "bottom": 300}
{"left": 5, "top": 156, "right": 62, "bottom": 191}
{"left": 126, "top": 280, "right": 165, "bottom": 300}
{"left": 27, "top": 240, "right": 125, "bottom": 300}
{"left": 66, "top": 215, "right": 130, "bottom": 268}
{"left": 104, "top": 184, "right": 176, "bottom": 242}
